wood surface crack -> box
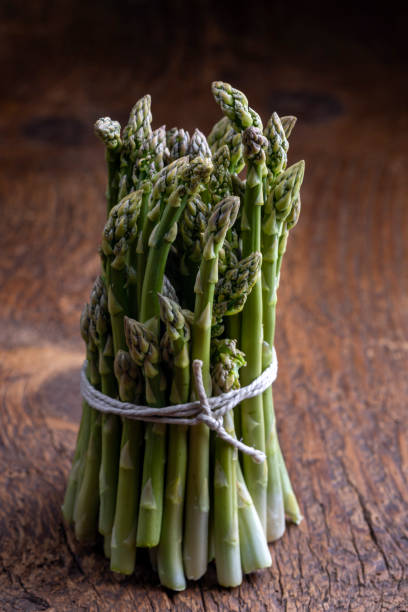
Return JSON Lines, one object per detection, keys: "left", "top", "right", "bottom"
{"left": 340, "top": 459, "right": 394, "bottom": 580}
{"left": 60, "top": 520, "right": 84, "bottom": 575}
{"left": 16, "top": 574, "right": 50, "bottom": 610}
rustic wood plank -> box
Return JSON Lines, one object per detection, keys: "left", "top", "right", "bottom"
{"left": 0, "top": 2, "right": 407, "bottom": 610}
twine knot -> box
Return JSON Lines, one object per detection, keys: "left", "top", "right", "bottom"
{"left": 80, "top": 348, "right": 278, "bottom": 462}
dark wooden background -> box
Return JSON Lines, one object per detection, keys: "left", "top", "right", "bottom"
{"left": 0, "top": 1, "right": 407, "bottom": 609}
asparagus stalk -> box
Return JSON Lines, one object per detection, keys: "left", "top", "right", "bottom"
{"left": 261, "top": 112, "right": 290, "bottom": 541}
{"left": 62, "top": 304, "right": 94, "bottom": 524}
{"left": 211, "top": 83, "right": 269, "bottom": 528}
{"left": 238, "top": 125, "right": 269, "bottom": 530}
{"left": 134, "top": 158, "right": 213, "bottom": 549}
{"left": 124, "top": 317, "right": 167, "bottom": 547}
{"left": 110, "top": 350, "right": 144, "bottom": 574}
{"left": 236, "top": 462, "right": 272, "bottom": 573}
{"left": 99, "top": 192, "right": 142, "bottom": 548}
{"left": 157, "top": 295, "right": 191, "bottom": 591}
{"left": 132, "top": 125, "right": 169, "bottom": 309}
{"left": 211, "top": 338, "right": 245, "bottom": 587}
{"left": 178, "top": 193, "right": 211, "bottom": 307}
{"left": 136, "top": 157, "right": 189, "bottom": 305}
{"left": 94, "top": 117, "right": 123, "bottom": 214}
{"left": 73, "top": 304, "right": 102, "bottom": 543}
{"left": 262, "top": 162, "right": 304, "bottom": 533}
{"left": 119, "top": 95, "right": 152, "bottom": 196}
{"left": 140, "top": 157, "right": 213, "bottom": 327}
{"left": 275, "top": 194, "right": 303, "bottom": 524}
{"left": 88, "top": 277, "right": 118, "bottom": 553}
{"left": 184, "top": 195, "right": 240, "bottom": 580}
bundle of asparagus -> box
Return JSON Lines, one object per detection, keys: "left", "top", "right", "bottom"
{"left": 63, "top": 82, "right": 305, "bottom": 590}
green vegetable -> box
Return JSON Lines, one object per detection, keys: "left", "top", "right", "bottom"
{"left": 65, "top": 82, "right": 305, "bottom": 590}
{"left": 184, "top": 195, "right": 239, "bottom": 580}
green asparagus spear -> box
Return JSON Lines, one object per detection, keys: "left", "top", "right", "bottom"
{"left": 135, "top": 158, "right": 212, "bottom": 548}
{"left": 110, "top": 350, "right": 144, "bottom": 574}
{"left": 238, "top": 125, "right": 269, "bottom": 531}
{"left": 99, "top": 192, "right": 142, "bottom": 548}
{"left": 211, "top": 338, "right": 245, "bottom": 587}
{"left": 73, "top": 303, "right": 102, "bottom": 543}
{"left": 275, "top": 193, "right": 303, "bottom": 524}
{"left": 101, "top": 190, "right": 142, "bottom": 351}
{"left": 131, "top": 126, "right": 169, "bottom": 309}
{"left": 136, "top": 157, "right": 189, "bottom": 304}
{"left": 119, "top": 95, "right": 152, "bottom": 198}
{"left": 88, "top": 277, "right": 118, "bottom": 552}
{"left": 211, "top": 81, "right": 262, "bottom": 131}
{"left": 261, "top": 111, "right": 289, "bottom": 540}
{"left": 262, "top": 162, "right": 304, "bottom": 533}
{"left": 62, "top": 304, "right": 94, "bottom": 524}
{"left": 184, "top": 195, "right": 240, "bottom": 580}
{"left": 157, "top": 295, "right": 191, "bottom": 591}
{"left": 124, "top": 317, "right": 167, "bottom": 547}
{"left": 264, "top": 112, "right": 289, "bottom": 178}
{"left": 94, "top": 117, "right": 123, "bottom": 214}
{"left": 140, "top": 157, "right": 213, "bottom": 328}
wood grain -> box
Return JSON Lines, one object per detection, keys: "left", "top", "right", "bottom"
{"left": 0, "top": 2, "right": 407, "bottom": 610}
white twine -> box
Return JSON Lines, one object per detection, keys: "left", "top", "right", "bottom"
{"left": 80, "top": 348, "right": 278, "bottom": 463}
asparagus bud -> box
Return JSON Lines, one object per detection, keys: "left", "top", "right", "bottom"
{"left": 242, "top": 126, "right": 268, "bottom": 164}
{"left": 200, "top": 195, "right": 239, "bottom": 264}
{"left": 158, "top": 294, "right": 191, "bottom": 345}
{"left": 214, "top": 251, "right": 262, "bottom": 320}
{"left": 124, "top": 316, "right": 161, "bottom": 381}
{"left": 208, "top": 116, "right": 230, "bottom": 150}
{"left": 280, "top": 115, "right": 297, "bottom": 139}
{"left": 89, "top": 276, "right": 110, "bottom": 343}
{"left": 263, "top": 160, "right": 305, "bottom": 234}
{"left": 94, "top": 117, "right": 122, "bottom": 152}
{"left": 218, "top": 239, "right": 239, "bottom": 276}
{"left": 101, "top": 190, "right": 143, "bottom": 270}
{"left": 208, "top": 116, "right": 244, "bottom": 174}
{"left": 167, "top": 128, "right": 191, "bottom": 161}
{"left": 162, "top": 275, "right": 179, "bottom": 303}
{"left": 114, "top": 349, "right": 142, "bottom": 402}
{"left": 181, "top": 156, "right": 213, "bottom": 195}
{"left": 134, "top": 125, "right": 169, "bottom": 186}
{"left": 211, "top": 81, "right": 262, "bottom": 131}
{"left": 264, "top": 112, "right": 289, "bottom": 176}
{"left": 122, "top": 94, "right": 152, "bottom": 162}
{"left": 210, "top": 145, "right": 232, "bottom": 203}
{"left": 188, "top": 129, "right": 212, "bottom": 159}
{"left": 80, "top": 303, "right": 91, "bottom": 345}
{"left": 150, "top": 157, "right": 189, "bottom": 205}
{"left": 286, "top": 194, "right": 301, "bottom": 230}
{"left": 211, "top": 338, "right": 246, "bottom": 394}
{"left": 180, "top": 194, "right": 211, "bottom": 264}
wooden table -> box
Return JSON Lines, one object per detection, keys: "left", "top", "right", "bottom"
{"left": 1, "top": 2, "right": 407, "bottom": 610}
